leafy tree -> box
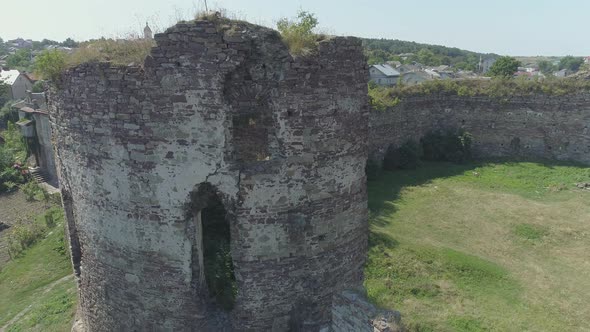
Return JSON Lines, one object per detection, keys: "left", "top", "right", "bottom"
{"left": 0, "top": 83, "right": 10, "bottom": 106}
{"left": 415, "top": 49, "right": 441, "bottom": 66}
{"left": 31, "top": 81, "right": 45, "bottom": 93}
{"left": 60, "top": 38, "right": 78, "bottom": 48}
{"left": 0, "top": 122, "right": 28, "bottom": 192}
{"left": 41, "top": 39, "right": 59, "bottom": 47}
{"left": 277, "top": 10, "right": 319, "bottom": 55}
{"left": 558, "top": 56, "right": 584, "bottom": 72}
{"left": 0, "top": 37, "right": 6, "bottom": 56}
{"left": 487, "top": 56, "right": 520, "bottom": 77}
{"left": 6, "top": 49, "right": 33, "bottom": 70}
{"left": 34, "top": 49, "right": 67, "bottom": 81}
{"left": 538, "top": 60, "right": 556, "bottom": 74}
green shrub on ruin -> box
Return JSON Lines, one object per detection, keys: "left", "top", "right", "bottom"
{"left": 368, "top": 84, "right": 401, "bottom": 111}
{"left": 67, "top": 38, "right": 155, "bottom": 67}
{"left": 34, "top": 49, "right": 67, "bottom": 82}
{"left": 34, "top": 38, "right": 156, "bottom": 82}
{"left": 421, "top": 129, "right": 472, "bottom": 164}
{"left": 277, "top": 10, "right": 321, "bottom": 56}
{"left": 370, "top": 77, "right": 590, "bottom": 110}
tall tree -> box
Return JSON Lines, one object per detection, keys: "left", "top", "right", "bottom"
{"left": 60, "top": 38, "right": 78, "bottom": 48}
{"left": 6, "top": 49, "right": 33, "bottom": 70}
{"left": 558, "top": 56, "right": 584, "bottom": 72}
{"left": 487, "top": 56, "right": 521, "bottom": 77}
{"left": 34, "top": 49, "right": 67, "bottom": 81}
{"left": 537, "top": 60, "right": 556, "bottom": 74}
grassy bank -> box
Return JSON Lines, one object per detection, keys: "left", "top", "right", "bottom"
{"left": 0, "top": 208, "right": 76, "bottom": 331}
{"left": 365, "top": 160, "right": 590, "bottom": 331}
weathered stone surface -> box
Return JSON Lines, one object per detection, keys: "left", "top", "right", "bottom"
{"left": 332, "top": 290, "right": 403, "bottom": 332}
{"left": 369, "top": 95, "right": 590, "bottom": 165}
{"left": 48, "top": 19, "right": 369, "bottom": 331}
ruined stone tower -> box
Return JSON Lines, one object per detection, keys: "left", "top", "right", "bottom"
{"left": 49, "top": 18, "right": 370, "bottom": 331}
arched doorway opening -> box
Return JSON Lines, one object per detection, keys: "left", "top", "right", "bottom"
{"left": 189, "top": 183, "right": 236, "bottom": 311}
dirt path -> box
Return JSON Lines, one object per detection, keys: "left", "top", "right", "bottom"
{"left": 0, "top": 274, "right": 74, "bottom": 332}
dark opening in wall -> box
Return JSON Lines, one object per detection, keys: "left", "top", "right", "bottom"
{"left": 189, "top": 184, "right": 236, "bottom": 311}
{"left": 232, "top": 113, "right": 272, "bottom": 162}
{"left": 62, "top": 191, "right": 82, "bottom": 278}
{"left": 224, "top": 61, "right": 274, "bottom": 162}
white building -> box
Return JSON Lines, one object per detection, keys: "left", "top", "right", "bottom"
{"left": 0, "top": 69, "right": 34, "bottom": 100}
{"left": 369, "top": 64, "right": 401, "bottom": 86}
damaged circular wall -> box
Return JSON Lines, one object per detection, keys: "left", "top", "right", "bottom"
{"left": 49, "top": 19, "right": 369, "bottom": 331}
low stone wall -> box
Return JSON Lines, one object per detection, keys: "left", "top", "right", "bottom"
{"left": 369, "top": 94, "right": 590, "bottom": 165}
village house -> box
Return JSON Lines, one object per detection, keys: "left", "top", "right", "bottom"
{"left": 0, "top": 70, "right": 33, "bottom": 100}
{"left": 396, "top": 63, "right": 423, "bottom": 74}
{"left": 400, "top": 70, "right": 432, "bottom": 85}
{"left": 369, "top": 64, "right": 401, "bottom": 86}
{"left": 480, "top": 57, "right": 497, "bottom": 73}
{"left": 554, "top": 69, "right": 569, "bottom": 78}
{"left": 0, "top": 69, "right": 34, "bottom": 100}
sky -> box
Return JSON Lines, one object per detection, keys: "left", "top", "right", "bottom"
{"left": 1, "top": 0, "right": 588, "bottom": 56}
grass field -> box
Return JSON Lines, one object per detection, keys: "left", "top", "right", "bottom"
{"left": 365, "top": 160, "right": 590, "bottom": 332}
{"left": 0, "top": 207, "right": 76, "bottom": 332}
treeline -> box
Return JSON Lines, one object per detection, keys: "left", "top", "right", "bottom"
{"left": 363, "top": 38, "right": 498, "bottom": 70}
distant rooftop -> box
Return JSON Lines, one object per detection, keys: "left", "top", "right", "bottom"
{"left": 0, "top": 69, "right": 20, "bottom": 85}
{"left": 371, "top": 64, "right": 401, "bottom": 77}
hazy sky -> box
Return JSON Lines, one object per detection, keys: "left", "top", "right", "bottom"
{"left": 1, "top": 0, "right": 588, "bottom": 56}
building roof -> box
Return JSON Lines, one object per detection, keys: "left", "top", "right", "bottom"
{"left": 0, "top": 69, "right": 21, "bottom": 85}
{"left": 371, "top": 64, "right": 401, "bottom": 77}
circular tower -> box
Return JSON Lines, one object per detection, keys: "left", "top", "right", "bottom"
{"left": 50, "top": 18, "right": 369, "bottom": 331}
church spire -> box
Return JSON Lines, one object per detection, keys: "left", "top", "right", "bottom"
{"left": 143, "top": 22, "right": 153, "bottom": 40}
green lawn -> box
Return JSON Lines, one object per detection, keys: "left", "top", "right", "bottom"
{"left": 0, "top": 207, "right": 76, "bottom": 331}
{"left": 365, "top": 160, "right": 590, "bottom": 332}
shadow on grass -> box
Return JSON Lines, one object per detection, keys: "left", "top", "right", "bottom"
{"left": 368, "top": 161, "right": 480, "bottom": 226}
{"left": 368, "top": 157, "right": 590, "bottom": 224}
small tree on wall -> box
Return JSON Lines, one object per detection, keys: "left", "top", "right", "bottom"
{"left": 276, "top": 10, "right": 319, "bottom": 55}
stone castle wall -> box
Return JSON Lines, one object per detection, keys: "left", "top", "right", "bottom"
{"left": 49, "top": 19, "right": 369, "bottom": 331}
{"left": 370, "top": 95, "right": 590, "bottom": 165}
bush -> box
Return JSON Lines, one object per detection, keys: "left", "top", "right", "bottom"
{"left": 383, "top": 141, "right": 421, "bottom": 170}
{"left": 277, "top": 10, "right": 320, "bottom": 56}
{"left": 34, "top": 49, "right": 67, "bottom": 82}
{"left": 421, "top": 129, "right": 472, "bottom": 163}
{"left": 7, "top": 207, "right": 63, "bottom": 258}
{"left": 21, "top": 181, "right": 45, "bottom": 201}
{"left": 0, "top": 122, "right": 28, "bottom": 192}
{"left": 7, "top": 222, "right": 45, "bottom": 258}
{"left": 369, "top": 84, "right": 401, "bottom": 111}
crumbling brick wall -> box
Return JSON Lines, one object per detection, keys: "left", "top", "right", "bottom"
{"left": 49, "top": 18, "right": 368, "bottom": 331}
{"left": 370, "top": 95, "right": 590, "bottom": 165}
